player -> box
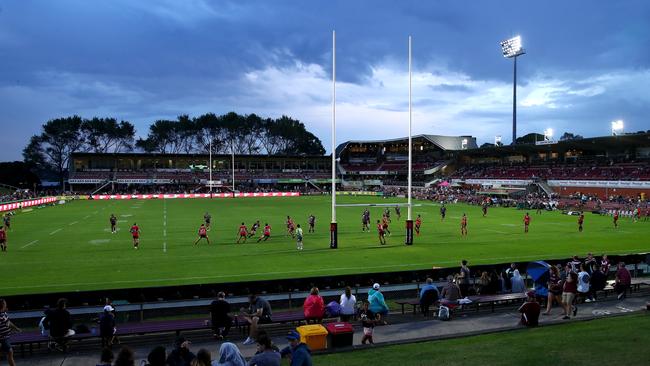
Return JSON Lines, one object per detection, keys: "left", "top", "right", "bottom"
{"left": 248, "top": 220, "right": 260, "bottom": 238}
{"left": 3, "top": 214, "right": 11, "bottom": 231}
{"left": 460, "top": 213, "right": 468, "bottom": 237}
{"left": 523, "top": 212, "right": 531, "bottom": 233}
{"left": 286, "top": 216, "right": 295, "bottom": 238}
{"left": 578, "top": 212, "right": 584, "bottom": 232}
{"left": 362, "top": 210, "right": 370, "bottom": 232}
{"left": 130, "top": 223, "right": 140, "bottom": 249}
{"left": 308, "top": 214, "right": 316, "bottom": 233}
{"left": 376, "top": 220, "right": 386, "bottom": 245}
{"left": 613, "top": 210, "right": 619, "bottom": 228}
{"left": 194, "top": 223, "right": 210, "bottom": 245}
{"left": 382, "top": 215, "right": 391, "bottom": 236}
{"left": 0, "top": 226, "right": 7, "bottom": 252}
{"left": 482, "top": 201, "right": 488, "bottom": 217}
{"left": 415, "top": 214, "right": 422, "bottom": 236}
{"left": 296, "top": 224, "right": 304, "bottom": 250}
{"left": 535, "top": 201, "right": 543, "bottom": 215}
{"left": 395, "top": 206, "right": 401, "bottom": 221}
{"left": 204, "top": 212, "right": 212, "bottom": 231}
{"left": 110, "top": 214, "right": 117, "bottom": 234}
{"left": 236, "top": 222, "right": 248, "bottom": 243}
{"left": 384, "top": 208, "right": 391, "bottom": 223}
{"left": 440, "top": 205, "right": 447, "bottom": 221}
{"left": 257, "top": 223, "right": 271, "bottom": 242}
{"left": 633, "top": 207, "right": 641, "bottom": 223}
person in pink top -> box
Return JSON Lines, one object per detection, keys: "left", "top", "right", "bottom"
{"left": 615, "top": 262, "right": 632, "bottom": 300}
{"left": 303, "top": 287, "right": 325, "bottom": 323}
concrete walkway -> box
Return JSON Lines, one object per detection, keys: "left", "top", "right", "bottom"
{"left": 11, "top": 295, "right": 649, "bottom": 366}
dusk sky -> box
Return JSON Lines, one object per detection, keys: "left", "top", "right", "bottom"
{"left": 1, "top": 0, "right": 649, "bottom": 160}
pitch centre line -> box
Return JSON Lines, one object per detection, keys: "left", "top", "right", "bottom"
{"left": 20, "top": 240, "right": 39, "bottom": 249}
{"left": 49, "top": 228, "right": 62, "bottom": 235}
{"left": 69, "top": 221, "right": 78, "bottom": 226}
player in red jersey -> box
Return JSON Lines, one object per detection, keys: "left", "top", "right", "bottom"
{"left": 130, "top": 223, "right": 140, "bottom": 249}
{"left": 194, "top": 223, "right": 210, "bottom": 245}
{"left": 236, "top": 222, "right": 248, "bottom": 243}
{"left": 286, "top": 216, "right": 295, "bottom": 238}
{"left": 0, "top": 226, "right": 7, "bottom": 252}
{"left": 578, "top": 212, "right": 584, "bottom": 232}
{"left": 415, "top": 214, "right": 422, "bottom": 236}
{"left": 257, "top": 223, "right": 271, "bottom": 242}
{"left": 381, "top": 216, "right": 391, "bottom": 236}
{"left": 376, "top": 220, "right": 386, "bottom": 245}
{"left": 523, "top": 212, "right": 531, "bottom": 233}
{"left": 613, "top": 211, "right": 619, "bottom": 228}
{"left": 460, "top": 213, "right": 468, "bottom": 237}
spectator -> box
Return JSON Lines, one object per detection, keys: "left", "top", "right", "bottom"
{"left": 210, "top": 292, "right": 232, "bottom": 339}
{"left": 247, "top": 332, "right": 281, "bottom": 366}
{"left": 577, "top": 264, "right": 591, "bottom": 303}
{"left": 419, "top": 278, "right": 440, "bottom": 316}
{"left": 0, "top": 299, "right": 21, "bottom": 366}
{"left": 615, "top": 262, "right": 632, "bottom": 300}
{"left": 192, "top": 348, "right": 211, "bottom": 366}
{"left": 303, "top": 287, "right": 325, "bottom": 323}
{"left": 584, "top": 253, "right": 597, "bottom": 274}
{"left": 543, "top": 266, "right": 563, "bottom": 315}
{"left": 569, "top": 255, "right": 581, "bottom": 273}
{"left": 359, "top": 302, "right": 377, "bottom": 345}
{"left": 96, "top": 347, "right": 114, "bottom": 366}
{"left": 44, "top": 298, "right": 74, "bottom": 350}
{"left": 589, "top": 264, "right": 607, "bottom": 301}
{"left": 368, "top": 283, "right": 389, "bottom": 323}
{"left": 518, "top": 291, "right": 541, "bottom": 327}
{"left": 511, "top": 269, "right": 526, "bottom": 293}
{"left": 114, "top": 346, "right": 135, "bottom": 366}
{"left": 601, "top": 254, "right": 610, "bottom": 275}
{"left": 561, "top": 272, "right": 578, "bottom": 320}
{"left": 458, "top": 260, "right": 471, "bottom": 297}
{"left": 241, "top": 294, "right": 273, "bottom": 346}
{"left": 145, "top": 346, "right": 167, "bottom": 366}
{"left": 504, "top": 263, "right": 516, "bottom": 291}
{"left": 476, "top": 272, "right": 490, "bottom": 294}
{"left": 167, "top": 336, "right": 196, "bottom": 366}
{"left": 339, "top": 286, "right": 357, "bottom": 322}
{"left": 99, "top": 305, "right": 117, "bottom": 347}
{"left": 214, "top": 342, "right": 246, "bottom": 366}
{"left": 281, "top": 330, "right": 312, "bottom": 366}
{"left": 441, "top": 276, "right": 461, "bottom": 304}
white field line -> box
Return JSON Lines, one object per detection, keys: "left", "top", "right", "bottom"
{"left": 69, "top": 221, "right": 78, "bottom": 226}
{"left": 49, "top": 228, "right": 62, "bottom": 235}
{"left": 83, "top": 215, "right": 91, "bottom": 219}
{"left": 20, "top": 240, "right": 39, "bottom": 249}
{"left": 485, "top": 229, "right": 508, "bottom": 234}
{"left": 163, "top": 198, "right": 167, "bottom": 253}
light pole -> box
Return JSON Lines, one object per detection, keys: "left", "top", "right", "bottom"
{"left": 500, "top": 35, "right": 525, "bottom": 145}
{"left": 405, "top": 35, "right": 414, "bottom": 245}
{"left": 330, "top": 30, "right": 337, "bottom": 249}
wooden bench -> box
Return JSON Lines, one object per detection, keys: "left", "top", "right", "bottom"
{"left": 466, "top": 293, "right": 528, "bottom": 313}
{"left": 395, "top": 299, "right": 421, "bottom": 315}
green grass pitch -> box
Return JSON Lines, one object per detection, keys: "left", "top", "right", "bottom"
{"left": 2, "top": 196, "right": 648, "bottom": 296}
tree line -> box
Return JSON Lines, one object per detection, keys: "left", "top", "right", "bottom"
{"left": 23, "top": 112, "right": 326, "bottom": 187}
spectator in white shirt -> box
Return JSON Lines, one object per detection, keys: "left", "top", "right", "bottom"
{"left": 339, "top": 286, "right": 357, "bottom": 322}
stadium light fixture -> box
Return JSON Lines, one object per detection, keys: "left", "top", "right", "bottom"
{"left": 461, "top": 138, "right": 468, "bottom": 150}
{"left": 544, "top": 128, "right": 554, "bottom": 141}
{"left": 495, "top": 135, "right": 502, "bottom": 145}
{"left": 611, "top": 120, "right": 624, "bottom": 136}
{"left": 500, "top": 35, "right": 525, "bottom": 145}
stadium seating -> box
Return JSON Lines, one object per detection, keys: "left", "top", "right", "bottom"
{"left": 451, "top": 162, "right": 650, "bottom": 181}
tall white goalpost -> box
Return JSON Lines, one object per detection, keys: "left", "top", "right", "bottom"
{"left": 329, "top": 33, "right": 415, "bottom": 248}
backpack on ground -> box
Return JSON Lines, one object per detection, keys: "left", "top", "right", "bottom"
{"left": 438, "top": 305, "right": 451, "bottom": 321}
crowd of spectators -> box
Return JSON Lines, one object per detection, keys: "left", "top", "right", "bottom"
{"left": 0, "top": 190, "right": 51, "bottom": 204}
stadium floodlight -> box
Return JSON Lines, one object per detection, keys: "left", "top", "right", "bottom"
{"left": 544, "top": 128, "right": 554, "bottom": 141}
{"left": 500, "top": 35, "right": 526, "bottom": 145}
{"left": 495, "top": 135, "right": 502, "bottom": 145}
{"left": 611, "top": 120, "right": 624, "bottom": 136}
{"left": 461, "top": 138, "right": 468, "bottom": 150}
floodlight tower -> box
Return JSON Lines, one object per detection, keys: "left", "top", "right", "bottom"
{"left": 544, "top": 128, "right": 554, "bottom": 141}
{"left": 611, "top": 120, "right": 624, "bottom": 136}
{"left": 500, "top": 35, "right": 525, "bottom": 145}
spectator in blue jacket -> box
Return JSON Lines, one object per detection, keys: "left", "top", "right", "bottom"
{"left": 280, "top": 330, "right": 312, "bottom": 366}
{"left": 368, "top": 283, "right": 389, "bottom": 323}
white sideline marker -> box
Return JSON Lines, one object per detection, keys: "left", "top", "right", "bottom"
{"left": 49, "top": 228, "right": 62, "bottom": 235}
{"left": 69, "top": 221, "right": 78, "bottom": 226}
{"left": 21, "top": 240, "right": 39, "bottom": 249}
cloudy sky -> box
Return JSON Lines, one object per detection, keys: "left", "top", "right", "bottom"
{"left": 1, "top": 0, "right": 649, "bottom": 160}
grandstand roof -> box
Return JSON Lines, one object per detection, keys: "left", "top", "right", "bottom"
{"left": 336, "top": 134, "right": 478, "bottom": 156}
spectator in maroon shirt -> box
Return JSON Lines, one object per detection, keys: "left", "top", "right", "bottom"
{"left": 615, "top": 262, "right": 632, "bottom": 300}
{"left": 518, "top": 291, "right": 541, "bottom": 327}
{"left": 561, "top": 272, "right": 578, "bottom": 320}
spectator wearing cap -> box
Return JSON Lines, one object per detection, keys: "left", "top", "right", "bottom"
{"left": 368, "top": 283, "right": 389, "bottom": 323}
{"left": 518, "top": 291, "right": 541, "bottom": 327}
{"left": 166, "top": 336, "right": 195, "bottom": 366}
{"left": 280, "top": 330, "right": 312, "bottom": 366}
{"left": 99, "top": 305, "right": 116, "bottom": 347}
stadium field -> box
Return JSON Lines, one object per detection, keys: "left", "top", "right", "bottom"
{"left": 2, "top": 196, "right": 648, "bottom": 296}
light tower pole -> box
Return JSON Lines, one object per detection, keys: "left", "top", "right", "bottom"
{"left": 330, "top": 30, "right": 338, "bottom": 249}
{"left": 500, "top": 35, "right": 525, "bottom": 145}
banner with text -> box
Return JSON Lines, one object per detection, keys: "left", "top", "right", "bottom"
{"left": 547, "top": 180, "right": 650, "bottom": 189}
{"left": 92, "top": 192, "right": 301, "bottom": 200}
{"left": 0, "top": 197, "right": 58, "bottom": 212}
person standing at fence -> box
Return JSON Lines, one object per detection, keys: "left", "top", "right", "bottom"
{"left": 0, "top": 299, "right": 21, "bottom": 366}
{"left": 458, "top": 260, "right": 471, "bottom": 297}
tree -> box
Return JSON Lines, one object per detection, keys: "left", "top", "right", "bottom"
{"left": 81, "top": 118, "right": 135, "bottom": 153}
{"left": 480, "top": 142, "right": 495, "bottom": 148}
{"left": 0, "top": 162, "right": 41, "bottom": 189}
{"left": 23, "top": 116, "right": 85, "bottom": 189}
{"left": 560, "top": 132, "right": 584, "bottom": 141}
{"left": 515, "top": 133, "right": 545, "bottom": 145}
